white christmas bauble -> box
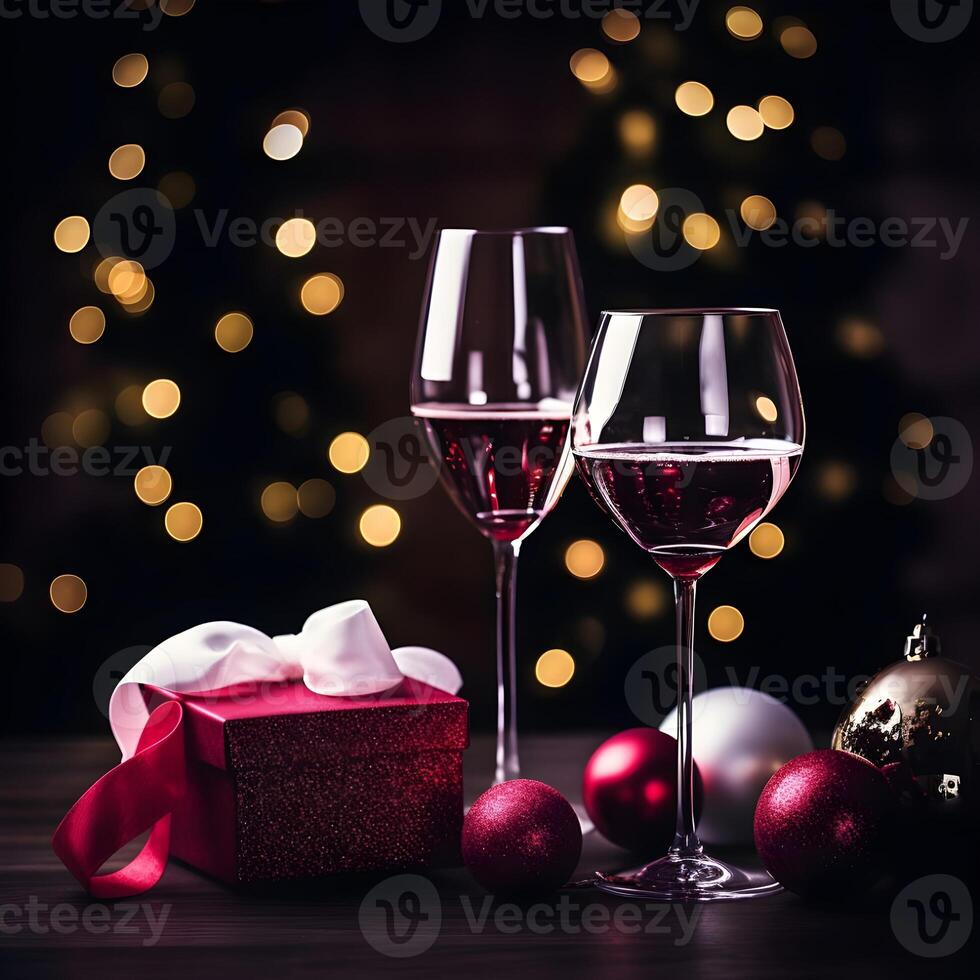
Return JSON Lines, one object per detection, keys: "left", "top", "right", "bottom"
{"left": 660, "top": 687, "right": 813, "bottom": 845}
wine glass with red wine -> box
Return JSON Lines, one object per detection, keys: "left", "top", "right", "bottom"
{"left": 572, "top": 308, "right": 804, "bottom": 901}
{"left": 411, "top": 228, "right": 588, "bottom": 784}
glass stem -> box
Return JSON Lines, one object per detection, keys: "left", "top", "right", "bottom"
{"left": 493, "top": 538, "right": 521, "bottom": 783}
{"left": 669, "top": 577, "right": 703, "bottom": 857}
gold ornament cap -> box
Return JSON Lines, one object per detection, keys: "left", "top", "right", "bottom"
{"left": 903, "top": 613, "right": 941, "bottom": 661}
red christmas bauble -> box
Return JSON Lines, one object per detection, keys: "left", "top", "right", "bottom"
{"left": 583, "top": 728, "right": 703, "bottom": 852}
{"left": 462, "top": 779, "right": 582, "bottom": 895}
{"left": 754, "top": 749, "right": 896, "bottom": 897}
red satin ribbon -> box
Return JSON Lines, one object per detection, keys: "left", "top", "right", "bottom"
{"left": 52, "top": 701, "right": 186, "bottom": 898}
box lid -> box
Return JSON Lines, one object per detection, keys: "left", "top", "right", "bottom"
{"left": 145, "top": 677, "right": 468, "bottom": 772}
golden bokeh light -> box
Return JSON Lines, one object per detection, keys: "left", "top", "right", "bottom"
{"left": 0, "top": 564, "right": 24, "bottom": 603}
{"left": 300, "top": 273, "right": 345, "bottom": 315}
{"left": 69, "top": 306, "right": 106, "bottom": 344}
{"left": 161, "top": 0, "right": 196, "bottom": 14}
{"left": 682, "top": 212, "right": 721, "bottom": 250}
{"left": 740, "top": 195, "right": 777, "bottom": 231}
{"left": 837, "top": 317, "right": 884, "bottom": 358}
{"left": 796, "top": 200, "right": 828, "bottom": 238}
{"left": 535, "top": 649, "right": 576, "bottom": 688}
{"left": 271, "top": 109, "right": 311, "bottom": 137}
{"left": 625, "top": 579, "right": 669, "bottom": 620}
{"left": 359, "top": 504, "right": 402, "bottom": 547}
{"left": 214, "top": 312, "right": 254, "bottom": 353}
{"left": 618, "top": 110, "right": 657, "bottom": 155}
{"left": 158, "top": 171, "right": 196, "bottom": 209}
{"left": 50, "top": 574, "right": 87, "bottom": 613}
{"left": 115, "top": 384, "right": 148, "bottom": 426}
{"left": 263, "top": 123, "right": 304, "bottom": 161}
{"left": 749, "top": 522, "right": 785, "bottom": 559}
{"left": 41, "top": 411, "right": 75, "bottom": 448}
{"left": 817, "top": 460, "right": 857, "bottom": 502}
{"left": 261, "top": 482, "right": 298, "bottom": 523}
{"left": 297, "top": 479, "right": 336, "bottom": 519}
{"left": 119, "top": 277, "right": 155, "bottom": 314}
{"left": 107, "top": 259, "right": 146, "bottom": 300}
{"left": 758, "top": 95, "right": 794, "bottom": 130}
{"left": 726, "top": 6, "right": 763, "bottom": 40}
{"left": 584, "top": 65, "right": 619, "bottom": 95}
{"left": 811, "top": 126, "right": 847, "bottom": 161}
{"left": 569, "top": 48, "right": 611, "bottom": 84}
{"left": 675, "top": 80, "right": 714, "bottom": 116}
{"left": 142, "top": 379, "right": 181, "bottom": 419}
{"left": 158, "top": 81, "right": 196, "bottom": 119}
{"left": 564, "top": 539, "right": 605, "bottom": 579}
{"left": 780, "top": 24, "right": 817, "bottom": 58}
{"left": 134, "top": 465, "right": 173, "bottom": 506}
{"left": 72, "top": 408, "right": 110, "bottom": 448}
{"left": 329, "top": 432, "right": 370, "bottom": 474}
{"left": 112, "top": 53, "right": 149, "bottom": 88}
{"left": 94, "top": 256, "right": 123, "bottom": 293}
{"left": 726, "top": 104, "right": 764, "bottom": 141}
{"left": 54, "top": 216, "right": 90, "bottom": 253}
{"left": 275, "top": 218, "right": 317, "bottom": 258}
{"left": 899, "top": 413, "right": 934, "bottom": 450}
{"left": 602, "top": 8, "right": 640, "bottom": 42}
{"left": 108, "top": 144, "right": 146, "bottom": 180}
{"left": 165, "top": 502, "right": 203, "bottom": 542}
{"left": 274, "top": 392, "right": 310, "bottom": 435}
{"left": 708, "top": 605, "right": 744, "bottom": 642}
{"left": 755, "top": 395, "right": 779, "bottom": 422}
{"left": 618, "top": 184, "right": 659, "bottom": 233}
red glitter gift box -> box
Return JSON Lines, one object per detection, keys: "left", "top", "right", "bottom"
{"left": 143, "top": 676, "right": 468, "bottom": 883}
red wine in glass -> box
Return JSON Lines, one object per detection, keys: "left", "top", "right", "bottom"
{"left": 574, "top": 443, "right": 802, "bottom": 578}
{"left": 414, "top": 403, "right": 573, "bottom": 542}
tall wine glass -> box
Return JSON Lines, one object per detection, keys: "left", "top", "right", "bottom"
{"left": 572, "top": 308, "right": 804, "bottom": 901}
{"left": 411, "top": 228, "right": 588, "bottom": 784}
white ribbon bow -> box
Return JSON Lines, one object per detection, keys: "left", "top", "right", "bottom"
{"left": 108, "top": 599, "right": 463, "bottom": 760}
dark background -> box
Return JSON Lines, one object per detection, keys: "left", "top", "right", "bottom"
{"left": 1, "top": 0, "right": 977, "bottom": 740}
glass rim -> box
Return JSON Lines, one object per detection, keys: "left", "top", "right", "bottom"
{"left": 436, "top": 226, "right": 572, "bottom": 237}
{"left": 600, "top": 306, "right": 779, "bottom": 317}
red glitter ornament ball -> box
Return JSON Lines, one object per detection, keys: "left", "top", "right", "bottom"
{"left": 461, "top": 779, "right": 582, "bottom": 895}
{"left": 754, "top": 749, "right": 896, "bottom": 897}
{"left": 583, "top": 728, "right": 702, "bottom": 851}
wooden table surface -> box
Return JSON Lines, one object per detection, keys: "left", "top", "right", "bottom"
{"left": 0, "top": 734, "right": 975, "bottom": 979}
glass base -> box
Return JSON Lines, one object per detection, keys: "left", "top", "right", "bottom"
{"left": 594, "top": 851, "right": 782, "bottom": 902}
